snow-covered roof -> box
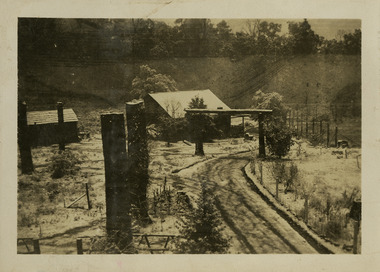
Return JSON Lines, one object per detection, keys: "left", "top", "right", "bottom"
{"left": 27, "top": 109, "right": 78, "bottom": 125}
{"left": 147, "top": 89, "right": 230, "bottom": 118}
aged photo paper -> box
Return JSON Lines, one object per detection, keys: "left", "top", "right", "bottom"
{"left": 1, "top": 0, "right": 379, "bottom": 271}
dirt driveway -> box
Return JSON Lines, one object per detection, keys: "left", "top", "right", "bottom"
{"left": 179, "top": 153, "right": 319, "bottom": 254}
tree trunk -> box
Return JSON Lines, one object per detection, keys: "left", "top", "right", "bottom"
{"left": 195, "top": 141, "right": 205, "bottom": 156}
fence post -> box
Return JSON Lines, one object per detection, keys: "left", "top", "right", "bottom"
{"left": 275, "top": 179, "right": 279, "bottom": 199}
{"left": 326, "top": 122, "right": 330, "bottom": 147}
{"left": 33, "top": 239, "right": 40, "bottom": 254}
{"left": 101, "top": 113, "right": 132, "bottom": 246}
{"left": 304, "top": 196, "right": 309, "bottom": 224}
{"left": 291, "top": 110, "right": 294, "bottom": 129}
{"left": 258, "top": 113, "right": 266, "bottom": 157}
{"left": 260, "top": 163, "right": 263, "bottom": 185}
{"left": 335, "top": 126, "right": 338, "bottom": 147}
{"left": 85, "top": 183, "right": 91, "bottom": 210}
{"left": 126, "top": 101, "right": 151, "bottom": 224}
{"left": 77, "top": 238, "right": 83, "bottom": 254}
{"left": 353, "top": 220, "right": 360, "bottom": 254}
{"left": 18, "top": 101, "right": 34, "bottom": 174}
{"left": 57, "top": 102, "right": 65, "bottom": 151}
{"left": 242, "top": 116, "right": 245, "bottom": 135}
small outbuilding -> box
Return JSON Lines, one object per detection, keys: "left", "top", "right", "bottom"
{"left": 26, "top": 108, "right": 79, "bottom": 146}
{"left": 144, "top": 89, "right": 231, "bottom": 135}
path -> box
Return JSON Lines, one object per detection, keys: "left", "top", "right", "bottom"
{"left": 193, "top": 153, "right": 318, "bottom": 254}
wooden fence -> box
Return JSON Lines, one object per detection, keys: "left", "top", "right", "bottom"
{"left": 17, "top": 234, "right": 178, "bottom": 254}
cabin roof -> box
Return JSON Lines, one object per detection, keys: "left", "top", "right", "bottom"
{"left": 147, "top": 89, "right": 230, "bottom": 118}
{"left": 27, "top": 109, "right": 78, "bottom": 125}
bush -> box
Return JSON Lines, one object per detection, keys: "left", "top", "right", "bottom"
{"left": 269, "top": 160, "right": 287, "bottom": 183}
{"left": 265, "top": 123, "right": 294, "bottom": 158}
{"left": 88, "top": 232, "right": 136, "bottom": 254}
{"left": 326, "top": 216, "right": 343, "bottom": 239}
{"left": 157, "top": 117, "right": 188, "bottom": 143}
{"left": 308, "top": 133, "right": 323, "bottom": 146}
{"left": 174, "top": 182, "right": 230, "bottom": 254}
{"left": 50, "top": 150, "right": 81, "bottom": 178}
{"left": 285, "top": 163, "right": 299, "bottom": 193}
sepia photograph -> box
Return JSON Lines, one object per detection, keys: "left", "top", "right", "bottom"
{"left": 16, "top": 17, "right": 362, "bottom": 255}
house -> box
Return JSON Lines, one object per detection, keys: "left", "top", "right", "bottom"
{"left": 145, "top": 89, "right": 230, "bottom": 120}
{"left": 144, "top": 89, "right": 231, "bottom": 136}
{"left": 26, "top": 109, "right": 79, "bottom": 146}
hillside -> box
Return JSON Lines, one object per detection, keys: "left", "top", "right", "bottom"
{"left": 19, "top": 55, "right": 361, "bottom": 119}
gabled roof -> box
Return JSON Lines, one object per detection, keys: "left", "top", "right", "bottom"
{"left": 27, "top": 109, "right": 78, "bottom": 125}
{"left": 147, "top": 89, "right": 230, "bottom": 118}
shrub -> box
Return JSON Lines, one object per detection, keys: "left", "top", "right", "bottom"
{"left": 46, "top": 182, "right": 60, "bottom": 202}
{"left": 285, "top": 163, "right": 299, "bottom": 193}
{"left": 174, "top": 182, "right": 230, "bottom": 254}
{"left": 157, "top": 117, "right": 188, "bottom": 143}
{"left": 308, "top": 133, "right": 323, "bottom": 146}
{"left": 337, "top": 187, "right": 360, "bottom": 209}
{"left": 326, "top": 215, "right": 343, "bottom": 239}
{"left": 50, "top": 150, "right": 81, "bottom": 178}
{"left": 265, "top": 123, "right": 294, "bottom": 158}
{"left": 269, "top": 160, "right": 287, "bottom": 184}
{"left": 88, "top": 231, "right": 136, "bottom": 254}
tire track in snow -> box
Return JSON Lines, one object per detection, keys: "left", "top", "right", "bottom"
{"left": 200, "top": 154, "right": 318, "bottom": 254}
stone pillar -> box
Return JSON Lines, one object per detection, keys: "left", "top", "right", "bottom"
{"left": 18, "top": 101, "right": 34, "bottom": 174}
{"left": 258, "top": 113, "right": 265, "bottom": 157}
{"left": 100, "top": 113, "right": 132, "bottom": 246}
{"left": 125, "top": 101, "right": 151, "bottom": 224}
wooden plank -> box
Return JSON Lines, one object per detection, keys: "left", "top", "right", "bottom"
{"left": 185, "top": 108, "right": 272, "bottom": 114}
{"left": 144, "top": 235, "right": 154, "bottom": 254}
{"left": 137, "top": 248, "right": 170, "bottom": 251}
{"left": 66, "top": 193, "right": 86, "bottom": 208}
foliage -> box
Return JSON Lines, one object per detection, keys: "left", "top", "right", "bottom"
{"left": 186, "top": 96, "right": 222, "bottom": 146}
{"left": 343, "top": 29, "right": 361, "bottom": 54}
{"left": 252, "top": 91, "right": 293, "bottom": 158}
{"left": 285, "top": 163, "right": 299, "bottom": 193}
{"left": 157, "top": 116, "right": 189, "bottom": 143}
{"left": 265, "top": 124, "right": 293, "bottom": 158}
{"left": 186, "top": 114, "right": 222, "bottom": 141}
{"left": 88, "top": 231, "right": 136, "bottom": 254}
{"left": 131, "top": 65, "right": 178, "bottom": 98}
{"left": 288, "top": 19, "right": 322, "bottom": 54}
{"left": 174, "top": 182, "right": 230, "bottom": 254}
{"left": 19, "top": 18, "right": 360, "bottom": 66}
{"left": 308, "top": 133, "right": 323, "bottom": 146}
{"left": 252, "top": 90, "right": 288, "bottom": 123}
{"left": 50, "top": 150, "right": 81, "bottom": 178}
{"left": 336, "top": 187, "right": 360, "bottom": 209}
{"left": 189, "top": 95, "right": 207, "bottom": 109}
{"left": 269, "top": 160, "right": 287, "bottom": 183}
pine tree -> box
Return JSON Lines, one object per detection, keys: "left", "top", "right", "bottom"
{"left": 175, "top": 182, "right": 230, "bottom": 254}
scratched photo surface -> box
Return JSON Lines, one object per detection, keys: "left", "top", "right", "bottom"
{"left": 17, "top": 18, "right": 361, "bottom": 254}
